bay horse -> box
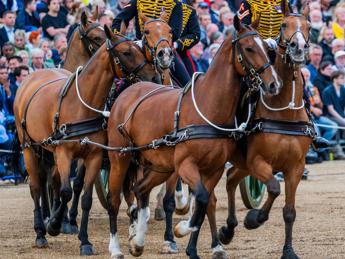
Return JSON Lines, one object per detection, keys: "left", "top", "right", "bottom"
{"left": 218, "top": 2, "right": 312, "bottom": 258}
{"left": 13, "top": 26, "right": 159, "bottom": 255}
{"left": 106, "top": 17, "right": 281, "bottom": 259}
{"left": 40, "top": 10, "right": 108, "bottom": 234}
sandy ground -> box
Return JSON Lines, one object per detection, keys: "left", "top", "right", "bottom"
{"left": 0, "top": 161, "right": 344, "bottom": 259}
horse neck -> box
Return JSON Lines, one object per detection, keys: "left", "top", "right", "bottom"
{"left": 63, "top": 32, "right": 90, "bottom": 72}
{"left": 189, "top": 37, "right": 240, "bottom": 123}
{"left": 256, "top": 53, "right": 306, "bottom": 120}
{"left": 70, "top": 44, "right": 113, "bottom": 115}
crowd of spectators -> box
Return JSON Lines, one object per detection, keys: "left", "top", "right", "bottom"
{"left": 1, "top": 0, "right": 345, "bottom": 183}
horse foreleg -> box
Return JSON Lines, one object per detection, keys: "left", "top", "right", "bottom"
{"left": 78, "top": 154, "right": 102, "bottom": 256}
{"left": 47, "top": 150, "right": 72, "bottom": 237}
{"left": 69, "top": 161, "right": 86, "bottom": 234}
{"left": 244, "top": 161, "right": 280, "bottom": 230}
{"left": 174, "top": 176, "right": 189, "bottom": 215}
{"left": 281, "top": 165, "right": 303, "bottom": 259}
{"left": 123, "top": 161, "right": 138, "bottom": 224}
{"left": 154, "top": 183, "right": 166, "bottom": 221}
{"left": 24, "top": 149, "right": 48, "bottom": 248}
{"left": 219, "top": 167, "right": 247, "bottom": 244}
{"left": 108, "top": 154, "right": 131, "bottom": 259}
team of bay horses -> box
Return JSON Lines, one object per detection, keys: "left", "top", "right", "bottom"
{"left": 13, "top": 1, "right": 313, "bottom": 258}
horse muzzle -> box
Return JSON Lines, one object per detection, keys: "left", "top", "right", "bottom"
{"left": 156, "top": 47, "right": 174, "bottom": 69}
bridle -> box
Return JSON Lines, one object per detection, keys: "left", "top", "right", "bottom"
{"left": 277, "top": 13, "right": 310, "bottom": 64}
{"left": 106, "top": 35, "right": 147, "bottom": 82}
{"left": 78, "top": 22, "right": 103, "bottom": 56}
{"left": 232, "top": 30, "right": 272, "bottom": 92}
{"left": 141, "top": 19, "right": 173, "bottom": 73}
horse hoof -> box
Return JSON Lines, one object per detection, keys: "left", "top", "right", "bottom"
{"left": 212, "top": 245, "right": 228, "bottom": 259}
{"left": 129, "top": 238, "right": 144, "bottom": 257}
{"left": 154, "top": 208, "right": 165, "bottom": 221}
{"left": 47, "top": 219, "right": 61, "bottom": 237}
{"left": 70, "top": 224, "right": 79, "bottom": 234}
{"left": 281, "top": 247, "right": 299, "bottom": 259}
{"left": 80, "top": 244, "right": 95, "bottom": 256}
{"left": 174, "top": 220, "right": 191, "bottom": 238}
{"left": 244, "top": 209, "right": 262, "bottom": 230}
{"left": 161, "top": 241, "right": 178, "bottom": 254}
{"left": 175, "top": 203, "right": 189, "bottom": 216}
{"left": 60, "top": 222, "right": 72, "bottom": 234}
{"left": 35, "top": 237, "right": 48, "bottom": 248}
{"left": 111, "top": 253, "right": 124, "bottom": 259}
{"left": 218, "top": 226, "right": 234, "bottom": 245}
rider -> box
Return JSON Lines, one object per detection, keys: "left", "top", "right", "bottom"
{"left": 237, "top": 0, "right": 329, "bottom": 148}
{"left": 112, "top": 0, "right": 191, "bottom": 86}
{"left": 175, "top": 0, "right": 201, "bottom": 76}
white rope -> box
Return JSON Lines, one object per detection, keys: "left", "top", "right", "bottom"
{"left": 191, "top": 72, "right": 247, "bottom": 132}
{"left": 315, "top": 123, "right": 345, "bottom": 130}
{"left": 260, "top": 79, "right": 305, "bottom": 111}
{"left": 75, "top": 66, "right": 110, "bottom": 117}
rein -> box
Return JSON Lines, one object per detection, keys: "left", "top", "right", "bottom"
{"left": 78, "top": 22, "right": 103, "bottom": 56}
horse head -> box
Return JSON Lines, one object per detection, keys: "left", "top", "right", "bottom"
{"left": 140, "top": 11, "right": 174, "bottom": 71}
{"left": 104, "top": 26, "right": 161, "bottom": 83}
{"left": 233, "top": 16, "right": 282, "bottom": 96}
{"left": 277, "top": 0, "right": 310, "bottom": 64}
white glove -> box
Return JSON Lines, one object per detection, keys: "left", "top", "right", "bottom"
{"left": 173, "top": 41, "right": 178, "bottom": 49}
{"left": 264, "top": 38, "right": 277, "bottom": 49}
{"left": 134, "top": 40, "right": 143, "bottom": 49}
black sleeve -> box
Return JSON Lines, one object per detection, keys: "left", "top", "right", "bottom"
{"left": 112, "top": 0, "right": 137, "bottom": 33}
{"left": 169, "top": 0, "right": 183, "bottom": 42}
{"left": 177, "top": 9, "right": 200, "bottom": 52}
{"left": 237, "top": 1, "right": 252, "bottom": 25}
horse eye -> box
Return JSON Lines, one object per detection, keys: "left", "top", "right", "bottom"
{"left": 169, "top": 29, "right": 173, "bottom": 34}
{"left": 144, "top": 30, "right": 149, "bottom": 35}
{"left": 282, "top": 23, "right": 287, "bottom": 29}
{"left": 245, "top": 47, "right": 254, "bottom": 53}
{"left": 94, "top": 37, "right": 101, "bottom": 41}
{"left": 124, "top": 51, "right": 131, "bottom": 56}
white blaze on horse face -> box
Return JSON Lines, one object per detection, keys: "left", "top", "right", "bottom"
{"left": 134, "top": 207, "right": 150, "bottom": 247}
{"left": 109, "top": 233, "right": 123, "bottom": 257}
{"left": 295, "top": 19, "right": 307, "bottom": 50}
{"left": 254, "top": 37, "right": 280, "bottom": 86}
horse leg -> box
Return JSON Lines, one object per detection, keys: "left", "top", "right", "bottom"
{"left": 244, "top": 161, "right": 280, "bottom": 230}
{"left": 46, "top": 150, "right": 73, "bottom": 237}
{"left": 154, "top": 183, "right": 166, "bottom": 221}
{"left": 123, "top": 162, "right": 138, "bottom": 224}
{"left": 218, "top": 167, "right": 248, "bottom": 244}
{"left": 40, "top": 162, "right": 50, "bottom": 222}
{"left": 129, "top": 170, "right": 170, "bottom": 257}
{"left": 161, "top": 172, "right": 179, "bottom": 254}
{"left": 69, "top": 161, "right": 86, "bottom": 234}
{"left": 281, "top": 165, "right": 304, "bottom": 259}
{"left": 174, "top": 176, "right": 189, "bottom": 215}
{"left": 78, "top": 154, "right": 102, "bottom": 256}
{"left": 108, "top": 154, "right": 131, "bottom": 259}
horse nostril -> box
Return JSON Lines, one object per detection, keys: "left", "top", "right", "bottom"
{"left": 290, "top": 42, "right": 297, "bottom": 48}
{"left": 157, "top": 51, "right": 164, "bottom": 58}
{"left": 269, "top": 82, "right": 276, "bottom": 91}
{"left": 296, "top": 48, "right": 303, "bottom": 55}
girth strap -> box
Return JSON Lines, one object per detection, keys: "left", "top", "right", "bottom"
{"left": 248, "top": 118, "right": 315, "bottom": 138}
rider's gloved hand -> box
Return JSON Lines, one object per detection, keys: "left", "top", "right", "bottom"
{"left": 264, "top": 38, "right": 278, "bottom": 49}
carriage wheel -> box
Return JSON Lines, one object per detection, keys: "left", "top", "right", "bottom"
{"left": 95, "top": 168, "right": 109, "bottom": 210}
{"left": 239, "top": 176, "right": 266, "bottom": 209}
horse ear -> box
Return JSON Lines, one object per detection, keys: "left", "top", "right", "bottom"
{"left": 281, "top": 0, "right": 290, "bottom": 16}
{"left": 251, "top": 12, "right": 261, "bottom": 30}
{"left": 92, "top": 5, "right": 99, "bottom": 21}
{"left": 160, "top": 9, "right": 168, "bottom": 22}
{"left": 81, "top": 11, "right": 88, "bottom": 27}
{"left": 104, "top": 25, "right": 113, "bottom": 40}
{"left": 139, "top": 10, "right": 149, "bottom": 23}
{"left": 301, "top": 1, "right": 310, "bottom": 18}
{"left": 233, "top": 15, "right": 242, "bottom": 32}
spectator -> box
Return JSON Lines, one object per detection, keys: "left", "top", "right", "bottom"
{"left": 0, "top": 0, "right": 18, "bottom": 18}
{"left": 51, "top": 33, "right": 67, "bottom": 66}
{"left": 314, "top": 60, "right": 333, "bottom": 95}
{"left": 0, "top": 65, "right": 12, "bottom": 116}
{"left": 14, "top": 30, "right": 29, "bottom": 53}
{"left": 219, "top": 7, "right": 234, "bottom": 33}
{"left": 322, "top": 70, "right": 345, "bottom": 126}
{"left": 199, "top": 13, "right": 212, "bottom": 45}
{"left": 209, "top": 0, "right": 225, "bottom": 24}
{"left": 208, "top": 43, "right": 220, "bottom": 64}
{"left": 10, "top": 65, "right": 29, "bottom": 102}
{"left": 36, "top": 0, "right": 49, "bottom": 20}
{"left": 309, "top": 9, "right": 324, "bottom": 43}
{"left": 319, "top": 25, "right": 334, "bottom": 61}
{"left": 28, "top": 30, "right": 41, "bottom": 50}
{"left": 99, "top": 10, "right": 115, "bottom": 28}
{"left": 189, "top": 41, "right": 209, "bottom": 72}
{"left": 17, "top": 50, "right": 31, "bottom": 68}
{"left": 302, "top": 67, "right": 337, "bottom": 160}
{"left": 307, "top": 44, "right": 323, "bottom": 83}
{"left": 41, "top": 0, "right": 70, "bottom": 40}
{"left": 7, "top": 55, "right": 22, "bottom": 83}
{"left": 0, "top": 11, "right": 16, "bottom": 47}
{"left": 39, "top": 39, "right": 54, "bottom": 66}
{"left": 0, "top": 56, "right": 7, "bottom": 67}
{"left": 1, "top": 42, "right": 15, "bottom": 58}
{"left": 202, "top": 23, "right": 219, "bottom": 48}
{"left": 30, "top": 48, "right": 53, "bottom": 70}
{"left": 15, "top": 0, "right": 41, "bottom": 32}
{"left": 332, "top": 3, "right": 345, "bottom": 40}
{"left": 332, "top": 50, "right": 345, "bottom": 73}
{"left": 210, "top": 31, "right": 224, "bottom": 45}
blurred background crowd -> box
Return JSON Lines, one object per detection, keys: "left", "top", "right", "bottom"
{"left": 1, "top": 0, "right": 345, "bottom": 183}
